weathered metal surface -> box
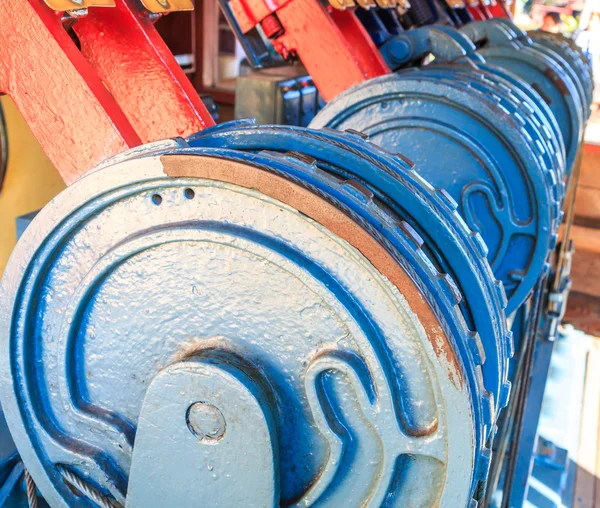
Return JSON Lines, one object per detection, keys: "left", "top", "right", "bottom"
{"left": 139, "top": 0, "right": 194, "bottom": 12}
{"left": 0, "top": 0, "right": 216, "bottom": 184}
{"left": 73, "top": 0, "right": 215, "bottom": 143}
{"left": 43, "top": 0, "right": 114, "bottom": 10}
{"left": 311, "top": 73, "right": 559, "bottom": 313}
{"left": 0, "top": 147, "right": 479, "bottom": 506}
{"left": 0, "top": 0, "right": 140, "bottom": 183}
{"left": 127, "top": 358, "right": 278, "bottom": 507}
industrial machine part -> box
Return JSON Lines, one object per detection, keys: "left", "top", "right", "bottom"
{"left": 2, "top": 136, "right": 498, "bottom": 506}
{"left": 0, "top": 0, "right": 592, "bottom": 506}
{"left": 235, "top": 69, "right": 322, "bottom": 126}
{"left": 458, "top": 20, "right": 588, "bottom": 171}
{"left": 310, "top": 69, "right": 561, "bottom": 314}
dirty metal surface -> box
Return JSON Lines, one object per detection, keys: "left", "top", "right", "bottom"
{"left": 0, "top": 149, "right": 477, "bottom": 506}
{"left": 0, "top": 0, "right": 140, "bottom": 183}
{"left": 74, "top": 0, "right": 215, "bottom": 143}
{"left": 139, "top": 0, "right": 194, "bottom": 12}
{"left": 311, "top": 74, "right": 558, "bottom": 314}
{"left": 43, "top": 0, "right": 115, "bottom": 10}
{"left": 188, "top": 121, "right": 512, "bottom": 424}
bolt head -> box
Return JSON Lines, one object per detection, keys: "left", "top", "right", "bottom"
{"left": 186, "top": 402, "right": 226, "bottom": 443}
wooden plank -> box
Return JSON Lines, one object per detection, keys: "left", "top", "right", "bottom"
{"left": 575, "top": 187, "right": 600, "bottom": 227}
{"left": 580, "top": 146, "right": 600, "bottom": 191}
{"left": 571, "top": 251, "right": 600, "bottom": 298}
{"left": 568, "top": 226, "right": 600, "bottom": 255}
{"left": 565, "top": 292, "right": 600, "bottom": 336}
{"left": 574, "top": 338, "right": 600, "bottom": 508}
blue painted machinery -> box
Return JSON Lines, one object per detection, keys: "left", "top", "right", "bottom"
{"left": 0, "top": 12, "right": 592, "bottom": 508}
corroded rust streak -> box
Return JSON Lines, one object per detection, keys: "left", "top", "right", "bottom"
{"left": 162, "top": 154, "right": 463, "bottom": 389}
{"left": 544, "top": 66, "right": 570, "bottom": 96}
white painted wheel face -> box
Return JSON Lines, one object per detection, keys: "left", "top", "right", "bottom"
{"left": 0, "top": 155, "right": 474, "bottom": 507}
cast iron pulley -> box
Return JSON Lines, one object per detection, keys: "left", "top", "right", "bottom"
{"left": 527, "top": 30, "right": 593, "bottom": 119}
{"left": 310, "top": 74, "right": 559, "bottom": 314}
{"left": 188, "top": 121, "right": 513, "bottom": 421}
{"left": 0, "top": 137, "right": 500, "bottom": 507}
{"left": 460, "top": 20, "right": 586, "bottom": 172}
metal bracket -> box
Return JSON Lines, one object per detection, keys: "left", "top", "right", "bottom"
{"left": 379, "top": 25, "right": 482, "bottom": 70}
{"left": 44, "top": 0, "right": 115, "bottom": 11}
{"left": 127, "top": 355, "right": 279, "bottom": 507}
{"left": 139, "top": 0, "right": 194, "bottom": 13}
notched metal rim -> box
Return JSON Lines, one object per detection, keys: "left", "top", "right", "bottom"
{"left": 0, "top": 153, "right": 476, "bottom": 508}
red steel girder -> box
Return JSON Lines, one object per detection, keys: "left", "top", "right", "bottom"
{"left": 488, "top": 0, "right": 512, "bottom": 19}
{"left": 0, "top": 0, "right": 215, "bottom": 184}
{"left": 467, "top": 4, "right": 486, "bottom": 20}
{"left": 270, "top": 0, "right": 389, "bottom": 101}
{"left": 74, "top": 1, "right": 215, "bottom": 143}
{"left": 0, "top": 0, "right": 141, "bottom": 184}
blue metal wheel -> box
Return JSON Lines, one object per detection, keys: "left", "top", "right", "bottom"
{"left": 0, "top": 139, "right": 499, "bottom": 506}
{"left": 310, "top": 74, "right": 557, "bottom": 314}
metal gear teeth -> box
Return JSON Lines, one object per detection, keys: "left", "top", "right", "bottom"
{"left": 397, "top": 220, "right": 425, "bottom": 248}
{"left": 467, "top": 331, "right": 486, "bottom": 365}
{"left": 434, "top": 188, "right": 459, "bottom": 211}
{"left": 475, "top": 446, "right": 493, "bottom": 482}
{"left": 498, "top": 381, "right": 512, "bottom": 410}
{"left": 506, "top": 331, "right": 515, "bottom": 359}
{"left": 493, "top": 280, "right": 508, "bottom": 310}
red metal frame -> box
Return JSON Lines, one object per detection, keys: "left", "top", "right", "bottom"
{"left": 226, "top": 0, "right": 514, "bottom": 100}
{"left": 488, "top": 0, "right": 512, "bottom": 19}
{"left": 274, "top": 1, "right": 388, "bottom": 100}
{"left": 0, "top": 0, "right": 214, "bottom": 184}
{"left": 0, "top": 0, "right": 511, "bottom": 183}
{"left": 75, "top": 1, "right": 215, "bottom": 143}
{"left": 229, "top": 0, "right": 389, "bottom": 101}
{"left": 467, "top": 4, "right": 487, "bottom": 20}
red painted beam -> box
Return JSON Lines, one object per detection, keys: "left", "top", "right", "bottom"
{"left": 272, "top": 0, "right": 389, "bottom": 101}
{"left": 467, "top": 4, "right": 486, "bottom": 20}
{"left": 75, "top": 0, "right": 215, "bottom": 143}
{"left": 0, "top": 0, "right": 141, "bottom": 184}
{"left": 488, "top": 0, "right": 512, "bottom": 19}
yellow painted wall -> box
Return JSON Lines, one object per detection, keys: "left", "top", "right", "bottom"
{"left": 0, "top": 97, "right": 66, "bottom": 276}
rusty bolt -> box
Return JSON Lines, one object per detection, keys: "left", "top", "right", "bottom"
{"left": 261, "top": 14, "right": 285, "bottom": 39}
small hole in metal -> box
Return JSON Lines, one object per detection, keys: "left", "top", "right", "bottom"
{"left": 184, "top": 188, "right": 195, "bottom": 200}
{"left": 152, "top": 194, "right": 163, "bottom": 205}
